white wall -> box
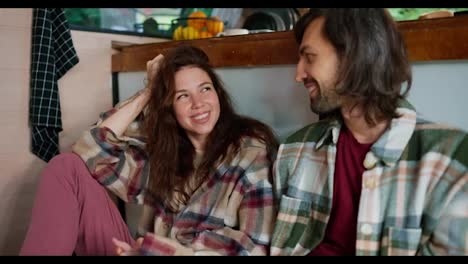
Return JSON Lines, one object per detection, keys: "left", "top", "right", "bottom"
{"left": 409, "top": 60, "right": 468, "bottom": 131}
{"left": 216, "top": 66, "right": 318, "bottom": 141}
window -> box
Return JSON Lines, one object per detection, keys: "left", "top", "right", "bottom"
{"left": 64, "top": 8, "right": 187, "bottom": 38}
{"left": 65, "top": 8, "right": 248, "bottom": 40}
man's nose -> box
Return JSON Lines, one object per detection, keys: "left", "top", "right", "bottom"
{"left": 295, "top": 60, "right": 306, "bottom": 82}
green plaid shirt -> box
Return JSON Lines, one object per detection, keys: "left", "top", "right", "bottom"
{"left": 271, "top": 99, "right": 468, "bottom": 256}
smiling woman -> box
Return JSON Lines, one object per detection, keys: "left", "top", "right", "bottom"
{"left": 20, "top": 45, "right": 279, "bottom": 256}
{"left": 172, "top": 66, "right": 221, "bottom": 150}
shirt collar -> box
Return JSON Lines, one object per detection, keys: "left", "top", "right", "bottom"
{"left": 315, "top": 117, "right": 341, "bottom": 150}
{"left": 314, "top": 99, "right": 417, "bottom": 167}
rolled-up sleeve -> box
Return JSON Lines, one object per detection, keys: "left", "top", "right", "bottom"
{"left": 72, "top": 107, "right": 149, "bottom": 204}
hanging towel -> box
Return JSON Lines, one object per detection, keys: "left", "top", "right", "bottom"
{"left": 30, "top": 8, "right": 79, "bottom": 162}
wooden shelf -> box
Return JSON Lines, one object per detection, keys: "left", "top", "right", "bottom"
{"left": 112, "top": 15, "right": 468, "bottom": 73}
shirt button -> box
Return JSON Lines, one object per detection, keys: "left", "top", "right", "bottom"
{"left": 363, "top": 152, "right": 378, "bottom": 169}
{"left": 364, "top": 177, "right": 376, "bottom": 189}
{"left": 361, "top": 224, "right": 373, "bottom": 235}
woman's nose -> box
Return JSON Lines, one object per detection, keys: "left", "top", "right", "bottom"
{"left": 191, "top": 94, "right": 203, "bottom": 109}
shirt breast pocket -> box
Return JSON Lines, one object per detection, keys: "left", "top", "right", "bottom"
{"left": 381, "top": 227, "right": 422, "bottom": 256}
{"left": 272, "top": 195, "right": 311, "bottom": 252}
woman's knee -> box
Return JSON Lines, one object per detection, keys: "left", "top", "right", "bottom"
{"left": 47, "top": 152, "right": 84, "bottom": 168}
{"left": 42, "top": 152, "right": 88, "bottom": 180}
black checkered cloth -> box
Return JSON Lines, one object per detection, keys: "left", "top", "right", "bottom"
{"left": 30, "top": 8, "right": 79, "bottom": 162}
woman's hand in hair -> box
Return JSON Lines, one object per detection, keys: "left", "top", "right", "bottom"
{"left": 146, "top": 54, "right": 164, "bottom": 87}
{"left": 96, "top": 55, "right": 164, "bottom": 138}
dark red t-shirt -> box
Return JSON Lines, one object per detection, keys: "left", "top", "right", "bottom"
{"left": 308, "top": 125, "right": 372, "bottom": 256}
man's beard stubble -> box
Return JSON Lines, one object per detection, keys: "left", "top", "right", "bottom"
{"left": 309, "top": 88, "right": 341, "bottom": 115}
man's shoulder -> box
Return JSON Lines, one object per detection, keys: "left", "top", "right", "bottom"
{"left": 412, "top": 117, "right": 468, "bottom": 165}
{"left": 284, "top": 120, "right": 332, "bottom": 145}
{"left": 414, "top": 117, "right": 467, "bottom": 139}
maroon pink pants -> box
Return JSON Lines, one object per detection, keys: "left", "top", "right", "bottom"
{"left": 20, "top": 153, "right": 134, "bottom": 255}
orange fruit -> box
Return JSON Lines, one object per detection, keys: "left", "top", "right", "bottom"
{"left": 188, "top": 11, "right": 207, "bottom": 30}
{"left": 206, "top": 16, "right": 224, "bottom": 35}
{"left": 199, "top": 31, "right": 214, "bottom": 39}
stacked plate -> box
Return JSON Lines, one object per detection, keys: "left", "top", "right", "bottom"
{"left": 243, "top": 8, "right": 299, "bottom": 32}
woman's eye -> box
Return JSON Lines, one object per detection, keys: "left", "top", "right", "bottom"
{"left": 202, "top": 87, "right": 212, "bottom": 92}
{"left": 176, "top": 94, "right": 188, "bottom": 100}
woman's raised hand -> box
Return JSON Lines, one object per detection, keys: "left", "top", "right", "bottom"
{"left": 146, "top": 54, "right": 165, "bottom": 86}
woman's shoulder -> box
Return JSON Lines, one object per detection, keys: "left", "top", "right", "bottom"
{"left": 239, "top": 136, "right": 268, "bottom": 151}
{"left": 222, "top": 136, "right": 269, "bottom": 167}
{"left": 218, "top": 136, "right": 271, "bottom": 186}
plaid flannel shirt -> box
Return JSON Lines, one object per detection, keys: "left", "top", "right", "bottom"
{"left": 30, "top": 8, "right": 79, "bottom": 162}
{"left": 271, "top": 99, "right": 468, "bottom": 256}
{"left": 71, "top": 104, "right": 275, "bottom": 256}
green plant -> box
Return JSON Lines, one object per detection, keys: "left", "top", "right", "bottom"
{"left": 387, "top": 8, "right": 468, "bottom": 21}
